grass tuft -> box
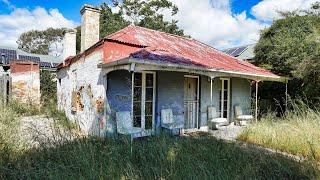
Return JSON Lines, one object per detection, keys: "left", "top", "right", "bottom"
{"left": 238, "top": 102, "right": 320, "bottom": 167}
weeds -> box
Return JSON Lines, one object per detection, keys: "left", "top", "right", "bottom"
{"left": 238, "top": 100, "right": 320, "bottom": 167}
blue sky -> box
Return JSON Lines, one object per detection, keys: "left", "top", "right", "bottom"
{"left": 0, "top": 0, "right": 316, "bottom": 49}
{"left": 0, "top": 0, "right": 260, "bottom": 21}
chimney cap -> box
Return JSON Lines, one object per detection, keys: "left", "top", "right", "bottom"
{"left": 80, "top": 4, "right": 100, "bottom": 14}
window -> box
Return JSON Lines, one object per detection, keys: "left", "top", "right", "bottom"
{"left": 132, "top": 72, "right": 155, "bottom": 131}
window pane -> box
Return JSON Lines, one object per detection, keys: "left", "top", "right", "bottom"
{"left": 223, "top": 111, "right": 227, "bottom": 118}
{"left": 145, "top": 116, "right": 152, "bottom": 129}
{"left": 145, "top": 102, "right": 153, "bottom": 115}
{"left": 146, "top": 88, "right": 153, "bottom": 101}
{"left": 134, "top": 73, "right": 142, "bottom": 86}
{"left": 224, "top": 80, "right": 228, "bottom": 89}
{"left": 146, "top": 74, "right": 153, "bottom": 87}
{"left": 134, "top": 102, "right": 141, "bottom": 116}
{"left": 133, "top": 116, "right": 141, "bottom": 127}
{"left": 224, "top": 90, "right": 228, "bottom": 99}
{"left": 134, "top": 87, "right": 142, "bottom": 101}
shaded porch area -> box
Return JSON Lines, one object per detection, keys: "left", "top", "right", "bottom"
{"left": 101, "top": 59, "right": 288, "bottom": 137}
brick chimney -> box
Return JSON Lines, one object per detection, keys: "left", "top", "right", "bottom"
{"left": 80, "top": 4, "right": 100, "bottom": 52}
{"left": 63, "top": 29, "right": 77, "bottom": 59}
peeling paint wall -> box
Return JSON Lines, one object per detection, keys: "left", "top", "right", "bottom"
{"left": 57, "top": 49, "right": 107, "bottom": 136}
{"left": 105, "top": 70, "right": 132, "bottom": 135}
{"left": 157, "top": 71, "right": 184, "bottom": 129}
{"left": 231, "top": 78, "right": 251, "bottom": 119}
{"left": 10, "top": 62, "right": 40, "bottom": 105}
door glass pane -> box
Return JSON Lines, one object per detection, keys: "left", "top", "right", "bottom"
{"left": 133, "top": 102, "right": 141, "bottom": 116}
{"left": 145, "top": 116, "right": 152, "bottom": 129}
{"left": 146, "top": 74, "right": 153, "bottom": 87}
{"left": 224, "top": 80, "right": 228, "bottom": 89}
{"left": 224, "top": 90, "right": 228, "bottom": 99}
{"left": 134, "top": 73, "right": 142, "bottom": 86}
{"left": 223, "top": 111, "right": 227, "bottom": 118}
{"left": 146, "top": 88, "right": 153, "bottom": 101}
{"left": 134, "top": 116, "right": 141, "bottom": 127}
{"left": 145, "top": 102, "right": 153, "bottom": 116}
{"left": 134, "top": 87, "right": 142, "bottom": 101}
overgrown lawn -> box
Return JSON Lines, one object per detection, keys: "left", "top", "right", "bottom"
{"left": 238, "top": 106, "right": 320, "bottom": 167}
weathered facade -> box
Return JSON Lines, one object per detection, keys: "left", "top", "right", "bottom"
{"left": 10, "top": 61, "right": 40, "bottom": 105}
{"left": 0, "top": 45, "right": 60, "bottom": 105}
{"left": 57, "top": 4, "right": 286, "bottom": 137}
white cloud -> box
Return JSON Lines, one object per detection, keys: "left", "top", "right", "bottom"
{"left": 0, "top": 6, "right": 77, "bottom": 48}
{"left": 251, "top": 0, "right": 318, "bottom": 21}
{"left": 167, "top": 0, "right": 268, "bottom": 49}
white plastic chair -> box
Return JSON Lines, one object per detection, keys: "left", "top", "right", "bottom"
{"left": 234, "top": 105, "right": 253, "bottom": 126}
{"left": 208, "top": 106, "right": 228, "bottom": 129}
{"left": 116, "top": 111, "right": 142, "bottom": 137}
{"left": 161, "top": 109, "right": 183, "bottom": 135}
{"left": 116, "top": 111, "right": 142, "bottom": 154}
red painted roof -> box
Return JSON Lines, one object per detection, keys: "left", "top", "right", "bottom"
{"left": 104, "top": 25, "right": 278, "bottom": 77}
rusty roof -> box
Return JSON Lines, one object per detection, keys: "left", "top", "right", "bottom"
{"left": 59, "top": 25, "right": 281, "bottom": 79}
{"left": 104, "top": 25, "right": 278, "bottom": 78}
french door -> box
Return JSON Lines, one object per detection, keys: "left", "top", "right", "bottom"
{"left": 132, "top": 72, "right": 156, "bottom": 135}
{"left": 184, "top": 75, "right": 199, "bottom": 129}
{"left": 219, "top": 78, "right": 230, "bottom": 119}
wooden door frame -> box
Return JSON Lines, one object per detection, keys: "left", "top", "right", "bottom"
{"left": 183, "top": 75, "right": 200, "bottom": 130}
{"left": 131, "top": 71, "right": 156, "bottom": 134}
{"left": 220, "top": 78, "right": 230, "bottom": 120}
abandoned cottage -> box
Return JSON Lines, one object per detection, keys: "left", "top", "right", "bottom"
{"left": 57, "top": 5, "right": 287, "bottom": 137}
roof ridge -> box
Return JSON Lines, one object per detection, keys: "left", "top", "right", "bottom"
{"left": 131, "top": 25, "right": 194, "bottom": 41}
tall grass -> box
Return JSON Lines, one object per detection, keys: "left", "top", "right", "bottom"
{"left": 0, "top": 104, "right": 22, "bottom": 167}
{"left": 0, "top": 99, "right": 319, "bottom": 179}
{"left": 238, "top": 101, "right": 320, "bottom": 166}
{"left": 1, "top": 135, "right": 318, "bottom": 179}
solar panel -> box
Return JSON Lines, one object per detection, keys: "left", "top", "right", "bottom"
{"left": 52, "top": 63, "right": 59, "bottom": 68}
{"left": 0, "top": 48, "right": 17, "bottom": 63}
{"left": 18, "top": 55, "right": 41, "bottom": 63}
{"left": 230, "top": 46, "right": 247, "bottom": 57}
{"left": 223, "top": 48, "right": 237, "bottom": 55}
{"left": 40, "top": 61, "right": 51, "bottom": 68}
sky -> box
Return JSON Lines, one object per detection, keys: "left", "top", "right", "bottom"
{"left": 0, "top": 0, "right": 317, "bottom": 50}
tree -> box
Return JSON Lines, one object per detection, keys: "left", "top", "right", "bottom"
{"left": 111, "top": 0, "right": 184, "bottom": 36}
{"left": 254, "top": 4, "right": 320, "bottom": 106}
{"left": 76, "top": 0, "right": 185, "bottom": 52}
{"left": 40, "top": 70, "right": 57, "bottom": 104}
{"left": 17, "top": 28, "right": 65, "bottom": 55}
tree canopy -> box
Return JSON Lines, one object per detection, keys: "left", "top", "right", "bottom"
{"left": 18, "top": 0, "right": 184, "bottom": 54}
{"left": 254, "top": 5, "right": 320, "bottom": 105}
{"left": 17, "top": 28, "right": 65, "bottom": 55}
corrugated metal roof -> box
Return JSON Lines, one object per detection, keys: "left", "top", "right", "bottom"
{"left": 104, "top": 25, "right": 277, "bottom": 77}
